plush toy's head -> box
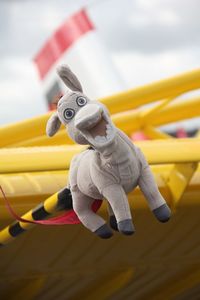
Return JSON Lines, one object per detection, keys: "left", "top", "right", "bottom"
{"left": 46, "top": 65, "right": 116, "bottom": 148}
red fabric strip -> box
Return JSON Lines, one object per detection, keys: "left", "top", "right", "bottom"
{"left": 0, "top": 186, "right": 102, "bottom": 225}
{"left": 34, "top": 9, "right": 94, "bottom": 80}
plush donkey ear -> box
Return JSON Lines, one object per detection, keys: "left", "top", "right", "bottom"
{"left": 46, "top": 112, "right": 61, "bottom": 137}
{"left": 57, "top": 64, "right": 83, "bottom": 92}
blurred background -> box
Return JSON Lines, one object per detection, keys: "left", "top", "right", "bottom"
{"left": 0, "top": 0, "right": 200, "bottom": 132}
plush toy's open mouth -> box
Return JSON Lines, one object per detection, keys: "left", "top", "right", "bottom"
{"left": 82, "top": 113, "right": 115, "bottom": 147}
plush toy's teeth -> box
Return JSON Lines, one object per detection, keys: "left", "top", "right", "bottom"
{"left": 106, "top": 128, "right": 113, "bottom": 138}
{"left": 106, "top": 124, "right": 112, "bottom": 130}
{"left": 95, "top": 136, "right": 107, "bottom": 143}
{"left": 106, "top": 128, "right": 112, "bottom": 135}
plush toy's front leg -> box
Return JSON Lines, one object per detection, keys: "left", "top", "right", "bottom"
{"left": 72, "top": 187, "right": 113, "bottom": 239}
{"left": 138, "top": 166, "right": 171, "bottom": 222}
{"left": 103, "top": 184, "right": 135, "bottom": 235}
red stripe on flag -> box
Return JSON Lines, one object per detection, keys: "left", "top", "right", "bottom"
{"left": 34, "top": 9, "right": 94, "bottom": 80}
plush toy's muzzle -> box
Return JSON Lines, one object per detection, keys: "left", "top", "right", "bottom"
{"left": 74, "top": 103, "right": 116, "bottom": 148}
{"left": 75, "top": 104, "right": 102, "bottom": 130}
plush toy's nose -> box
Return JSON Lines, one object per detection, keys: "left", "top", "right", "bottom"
{"left": 75, "top": 104, "right": 102, "bottom": 130}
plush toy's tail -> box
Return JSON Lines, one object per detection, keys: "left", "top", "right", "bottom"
{"left": 0, "top": 186, "right": 102, "bottom": 225}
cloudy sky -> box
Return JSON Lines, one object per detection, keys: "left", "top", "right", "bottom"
{"left": 0, "top": 0, "right": 200, "bottom": 126}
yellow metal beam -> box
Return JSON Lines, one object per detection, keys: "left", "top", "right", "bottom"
{"left": 0, "top": 68, "right": 200, "bottom": 298}
{"left": 5, "top": 276, "right": 46, "bottom": 300}
{"left": 0, "top": 139, "right": 199, "bottom": 174}
{"left": 1, "top": 69, "right": 200, "bottom": 147}
{"left": 72, "top": 268, "right": 134, "bottom": 300}
{"left": 139, "top": 138, "right": 200, "bottom": 164}
{"left": 114, "top": 96, "right": 200, "bottom": 136}
{"left": 0, "top": 166, "right": 200, "bottom": 245}
{"left": 166, "top": 163, "right": 198, "bottom": 209}
{"left": 10, "top": 130, "right": 74, "bottom": 147}
{"left": 140, "top": 94, "right": 177, "bottom": 121}
{"left": 0, "top": 145, "right": 85, "bottom": 173}
{"left": 143, "top": 97, "right": 200, "bottom": 127}
{"left": 140, "top": 96, "right": 198, "bottom": 209}
{"left": 142, "top": 126, "right": 172, "bottom": 139}
{"left": 0, "top": 192, "right": 58, "bottom": 245}
{"left": 101, "top": 68, "right": 200, "bottom": 114}
{"left": 141, "top": 97, "right": 199, "bottom": 210}
{"left": 143, "top": 264, "right": 200, "bottom": 300}
{"left": 3, "top": 95, "right": 199, "bottom": 148}
{"left": 1, "top": 165, "right": 200, "bottom": 246}
{"left": 0, "top": 165, "right": 173, "bottom": 206}
{"left": 0, "top": 170, "right": 68, "bottom": 220}
{"left": 196, "top": 129, "right": 200, "bottom": 137}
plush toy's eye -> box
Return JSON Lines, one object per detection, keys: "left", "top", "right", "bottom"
{"left": 63, "top": 108, "right": 75, "bottom": 120}
{"left": 76, "top": 96, "right": 87, "bottom": 107}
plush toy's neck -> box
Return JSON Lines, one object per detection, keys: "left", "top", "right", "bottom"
{"left": 94, "top": 129, "right": 131, "bottom": 165}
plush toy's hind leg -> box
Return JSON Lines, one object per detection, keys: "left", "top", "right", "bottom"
{"left": 138, "top": 166, "right": 171, "bottom": 222}
{"left": 107, "top": 202, "right": 118, "bottom": 231}
{"left": 103, "top": 184, "right": 135, "bottom": 235}
{"left": 72, "top": 188, "right": 113, "bottom": 239}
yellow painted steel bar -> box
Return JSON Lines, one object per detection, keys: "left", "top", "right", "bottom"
{"left": 1, "top": 165, "right": 200, "bottom": 246}
{"left": 0, "top": 170, "right": 68, "bottom": 210}
{"left": 0, "top": 168, "right": 200, "bottom": 296}
{"left": 0, "top": 69, "right": 200, "bottom": 296}
{"left": 10, "top": 130, "right": 74, "bottom": 147}
{"left": 0, "top": 139, "right": 200, "bottom": 174}
{"left": 0, "top": 113, "right": 71, "bottom": 147}
{"left": 3, "top": 95, "right": 200, "bottom": 148}
{"left": 1, "top": 185, "right": 200, "bottom": 300}
{"left": 112, "top": 96, "right": 200, "bottom": 135}
{"left": 142, "top": 97, "right": 200, "bottom": 126}
{"left": 1, "top": 69, "right": 200, "bottom": 147}
{"left": 142, "top": 126, "right": 173, "bottom": 139}
{"left": 0, "top": 145, "right": 85, "bottom": 173}
{"left": 140, "top": 93, "right": 178, "bottom": 120}
{"left": 140, "top": 100, "right": 199, "bottom": 210}
{"left": 138, "top": 138, "right": 200, "bottom": 164}
{"left": 146, "top": 265, "right": 200, "bottom": 300}
{"left": 0, "top": 192, "right": 58, "bottom": 245}
{"left": 73, "top": 268, "right": 134, "bottom": 300}
{"left": 167, "top": 163, "right": 198, "bottom": 208}
{"left": 6, "top": 276, "right": 46, "bottom": 300}
{"left": 0, "top": 165, "right": 173, "bottom": 206}
{"left": 100, "top": 68, "right": 200, "bottom": 114}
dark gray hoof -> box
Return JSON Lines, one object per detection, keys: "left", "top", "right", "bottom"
{"left": 118, "top": 219, "right": 135, "bottom": 235}
{"left": 153, "top": 204, "right": 171, "bottom": 223}
{"left": 109, "top": 215, "right": 118, "bottom": 231}
{"left": 94, "top": 224, "right": 113, "bottom": 239}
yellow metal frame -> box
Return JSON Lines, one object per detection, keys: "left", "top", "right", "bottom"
{"left": 0, "top": 139, "right": 200, "bottom": 174}
{"left": 1, "top": 68, "right": 200, "bottom": 147}
{"left": 1, "top": 95, "right": 198, "bottom": 147}
{"left": 0, "top": 68, "right": 200, "bottom": 299}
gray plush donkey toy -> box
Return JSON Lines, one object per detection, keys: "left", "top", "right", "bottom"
{"left": 46, "top": 65, "right": 171, "bottom": 239}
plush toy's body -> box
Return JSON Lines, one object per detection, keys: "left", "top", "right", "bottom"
{"left": 46, "top": 65, "right": 171, "bottom": 238}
